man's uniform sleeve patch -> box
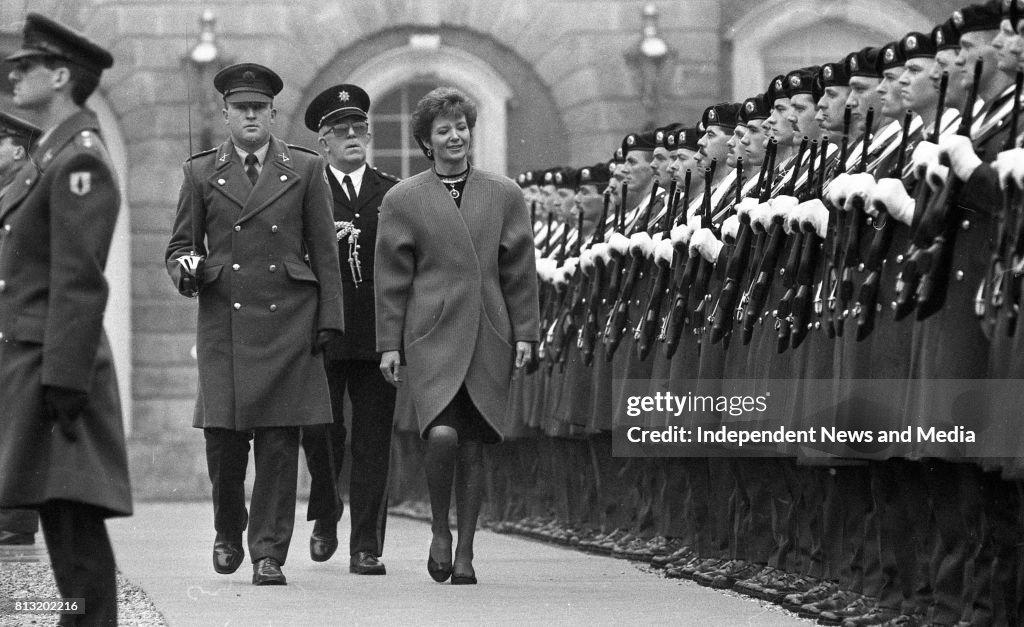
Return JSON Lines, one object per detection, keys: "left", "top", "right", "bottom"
{"left": 70, "top": 171, "right": 92, "bottom": 196}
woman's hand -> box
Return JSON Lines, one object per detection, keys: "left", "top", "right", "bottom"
{"left": 514, "top": 341, "right": 533, "bottom": 369}
{"left": 379, "top": 350, "right": 402, "bottom": 387}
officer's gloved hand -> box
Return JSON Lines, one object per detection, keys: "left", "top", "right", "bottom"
{"left": 869, "top": 178, "right": 916, "bottom": 225}
{"left": 43, "top": 385, "right": 88, "bottom": 442}
{"left": 690, "top": 228, "right": 724, "bottom": 263}
{"left": 911, "top": 141, "right": 940, "bottom": 179}
{"left": 842, "top": 172, "right": 876, "bottom": 213}
{"left": 940, "top": 134, "right": 982, "bottom": 182}
{"left": 826, "top": 172, "right": 853, "bottom": 209}
{"left": 994, "top": 147, "right": 1024, "bottom": 190}
{"left": 312, "top": 329, "right": 341, "bottom": 355}
{"left": 721, "top": 215, "right": 740, "bottom": 242}
{"left": 797, "top": 198, "right": 830, "bottom": 237}
{"left": 174, "top": 255, "right": 205, "bottom": 298}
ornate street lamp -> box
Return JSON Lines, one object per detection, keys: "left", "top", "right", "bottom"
{"left": 183, "top": 10, "right": 231, "bottom": 150}
{"left": 625, "top": 3, "right": 676, "bottom": 129}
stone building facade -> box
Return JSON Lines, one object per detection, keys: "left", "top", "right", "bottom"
{"left": 0, "top": 0, "right": 966, "bottom": 498}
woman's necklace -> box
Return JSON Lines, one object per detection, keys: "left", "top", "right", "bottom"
{"left": 436, "top": 167, "right": 469, "bottom": 199}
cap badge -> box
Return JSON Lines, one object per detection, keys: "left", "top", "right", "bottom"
{"left": 656, "top": 131, "right": 664, "bottom": 142}
{"left": 745, "top": 101, "right": 755, "bottom": 112}
{"left": 338, "top": 90, "right": 350, "bottom": 102}
{"left": 708, "top": 108, "right": 717, "bottom": 120}
{"left": 544, "top": 172, "right": 553, "bottom": 182}
{"left": 581, "top": 168, "right": 590, "bottom": 179}
{"left": 952, "top": 10, "right": 964, "bottom": 28}
{"left": 936, "top": 30, "right": 945, "bottom": 45}
{"left": 906, "top": 35, "right": 917, "bottom": 50}
{"left": 884, "top": 48, "right": 895, "bottom": 63}
{"left": 680, "top": 131, "right": 687, "bottom": 143}
{"left": 627, "top": 135, "right": 636, "bottom": 146}
{"left": 823, "top": 66, "right": 834, "bottom": 80}
{"left": 668, "top": 134, "right": 676, "bottom": 146}
{"left": 789, "top": 75, "right": 801, "bottom": 87}
{"left": 775, "top": 79, "right": 783, "bottom": 91}
{"left": 242, "top": 71, "right": 255, "bottom": 83}
{"left": 850, "top": 57, "right": 859, "bottom": 72}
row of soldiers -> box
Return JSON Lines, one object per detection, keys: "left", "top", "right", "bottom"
{"left": 498, "top": 1, "right": 1024, "bottom": 626}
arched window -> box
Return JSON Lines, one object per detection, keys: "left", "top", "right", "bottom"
{"left": 370, "top": 81, "right": 438, "bottom": 179}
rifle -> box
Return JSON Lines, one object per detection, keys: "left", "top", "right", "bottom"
{"left": 791, "top": 136, "right": 831, "bottom": 349}
{"left": 602, "top": 183, "right": 630, "bottom": 312}
{"left": 538, "top": 221, "right": 569, "bottom": 363}
{"left": 776, "top": 140, "right": 818, "bottom": 352}
{"left": 661, "top": 170, "right": 696, "bottom": 358}
{"left": 914, "top": 59, "right": 983, "bottom": 320}
{"left": 635, "top": 180, "right": 679, "bottom": 360}
{"left": 823, "top": 106, "right": 853, "bottom": 338}
{"left": 741, "top": 136, "right": 810, "bottom": 345}
{"left": 893, "top": 71, "right": 949, "bottom": 320}
{"left": 709, "top": 155, "right": 752, "bottom": 344}
{"left": 855, "top": 110, "right": 915, "bottom": 341}
{"left": 689, "top": 160, "right": 720, "bottom": 325}
{"left": 734, "top": 140, "right": 780, "bottom": 337}
{"left": 553, "top": 204, "right": 587, "bottom": 367}
{"left": 993, "top": 70, "right": 1024, "bottom": 336}
{"left": 604, "top": 180, "right": 660, "bottom": 358}
{"left": 835, "top": 106, "right": 875, "bottom": 335}
{"left": 579, "top": 189, "right": 613, "bottom": 365}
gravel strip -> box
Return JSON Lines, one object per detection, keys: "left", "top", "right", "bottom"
{"left": 0, "top": 559, "right": 165, "bottom": 626}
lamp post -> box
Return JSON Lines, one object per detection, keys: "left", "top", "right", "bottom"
{"left": 183, "top": 10, "right": 229, "bottom": 150}
{"left": 625, "top": 3, "right": 675, "bottom": 129}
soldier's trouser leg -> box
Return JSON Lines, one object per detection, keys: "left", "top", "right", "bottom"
{"left": 249, "top": 426, "right": 300, "bottom": 564}
{"left": 300, "top": 424, "right": 341, "bottom": 521}
{"left": 0, "top": 507, "right": 38, "bottom": 534}
{"left": 38, "top": 499, "right": 117, "bottom": 627}
{"left": 204, "top": 428, "right": 250, "bottom": 539}
{"left": 835, "top": 465, "right": 872, "bottom": 593}
{"left": 924, "top": 459, "right": 971, "bottom": 625}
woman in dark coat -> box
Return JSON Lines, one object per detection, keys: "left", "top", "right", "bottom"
{"left": 375, "top": 87, "right": 539, "bottom": 584}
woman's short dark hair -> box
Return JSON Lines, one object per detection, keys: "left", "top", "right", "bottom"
{"left": 411, "top": 87, "right": 478, "bottom": 158}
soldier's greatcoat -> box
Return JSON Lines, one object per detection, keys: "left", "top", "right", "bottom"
{"left": 166, "top": 136, "right": 344, "bottom": 431}
{"left": 0, "top": 109, "right": 131, "bottom": 517}
{"left": 374, "top": 168, "right": 539, "bottom": 440}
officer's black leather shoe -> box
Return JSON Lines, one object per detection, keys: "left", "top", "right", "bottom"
{"left": 252, "top": 557, "right": 286, "bottom": 585}
{"left": 0, "top": 531, "right": 34, "bottom": 545}
{"left": 350, "top": 551, "right": 386, "bottom": 575}
{"left": 310, "top": 518, "right": 338, "bottom": 562}
{"left": 212, "top": 534, "right": 244, "bottom": 574}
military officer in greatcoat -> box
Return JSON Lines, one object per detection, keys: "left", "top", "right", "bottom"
{"left": 0, "top": 13, "right": 131, "bottom": 624}
{"left": 301, "top": 83, "right": 399, "bottom": 575}
{"left": 166, "top": 63, "right": 344, "bottom": 586}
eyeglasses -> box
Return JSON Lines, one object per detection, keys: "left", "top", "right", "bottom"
{"left": 326, "top": 122, "right": 370, "bottom": 137}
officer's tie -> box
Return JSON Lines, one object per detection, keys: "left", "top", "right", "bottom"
{"left": 244, "top": 153, "right": 259, "bottom": 187}
{"left": 342, "top": 174, "right": 358, "bottom": 204}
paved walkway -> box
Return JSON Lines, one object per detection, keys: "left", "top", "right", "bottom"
{"left": 104, "top": 502, "right": 811, "bottom": 626}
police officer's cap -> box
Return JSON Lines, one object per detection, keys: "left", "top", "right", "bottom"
{"left": 214, "top": 63, "right": 283, "bottom": 104}
{"left": 655, "top": 123, "right": 686, "bottom": 149}
{"left": 5, "top": 13, "right": 113, "bottom": 75}
{"left": 577, "top": 162, "right": 611, "bottom": 189}
{"left": 740, "top": 94, "right": 771, "bottom": 123}
{"left": 304, "top": 83, "right": 371, "bottom": 132}
{"left": 878, "top": 41, "right": 906, "bottom": 73}
{"left": 952, "top": 3, "right": 1002, "bottom": 33}
{"left": 702, "top": 103, "right": 741, "bottom": 130}
{"left": 0, "top": 110, "right": 41, "bottom": 146}
{"left": 846, "top": 47, "right": 883, "bottom": 79}
{"left": 899, "top": 32, "right": 938, "bottom": 60}
{"left": 622, "top": 131, "right": 657, "bottom": 157}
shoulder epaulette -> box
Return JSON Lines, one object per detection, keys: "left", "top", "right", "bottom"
{"left": 288, "top": 144, "right": 319, "bottom": 156}
{"left": 74, "top": 129, "right": 105, "bottom": 151}
{"left": 372, "top": 165, "right": 401, "bottom": 183}
{"left": 185, "top": 147, "right": 218, "bottom": 163}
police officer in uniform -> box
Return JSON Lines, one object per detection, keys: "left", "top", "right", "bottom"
{"left": 0, "top": 13, "right": 131, "bottom": 624}
{"left": 302, "top": 84, "right": 399, "bottom": 575}
{"left": 166, "top": 63, "right": 344, "bottom": 586}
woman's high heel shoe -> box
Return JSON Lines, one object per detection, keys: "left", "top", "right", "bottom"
{"left": 428, "top": 554, "right": 453, "bottom": 582}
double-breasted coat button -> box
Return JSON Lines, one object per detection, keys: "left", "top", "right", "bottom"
{"left": 233, "top": 302, "right": 241, "bottom": 310}
{"left": 232, "top": 264, "right": 240, "bottom": 271}
{"left": 961, "top": 220, "right": 970, "bottom": 230}
{"left": 354, "top": 213, "right": 360, "bottom": 218}
{"left": 234, "top": 225, "right": 241, "bottom": 232}
{"left": 269, "top": 304, "right": 277, "bottom": 312}
{"left": 269, "top": 264, "right": 277, "bottom": 272}
{"left": 3, "top": 224, "right": 10, "bottom": 232}
{"left": 955, "top": 270, "right": 965, "bottom": 281}
{"left": 271, "top": 225, "right": 279, "bottom": 233}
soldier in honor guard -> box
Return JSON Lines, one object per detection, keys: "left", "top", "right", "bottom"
{"left": 166, "top": 62, "right": 344, "bottom": 586}
{"left": 300, "top": 83, "right": 400, "bottom": 575}
{"left": 0, "top": 111, "right": 40, "bottom": 547}
{"left": 0, "top": 13, "right": 131, "bottom": 624}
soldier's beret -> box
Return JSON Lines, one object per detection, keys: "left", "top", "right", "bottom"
{"left": 899, "top": 31, "right": 938, "bottom": 60}
{"left": 214, "top": 63, "right": 283, "bottom": 104}
{"left": 878, "top": 41, "right": 906, "bottom": 72}
{"left": 655, "top": 123, "right": 686, "bottom": 149}
{"left": 5, "top": 12, "right": 113, "bottom": 75}
{"left": 785, "top": 67, "right": 821, "bottom": 99}
{"left": 0, "top": 110, "right": 41, "bottom": 147}
{"left": 702, "top": 102, "right": 741, "bottom": 130}
{"left": 1011, "top": 0, "right": 1024, "bottom": 30}
{"left": 740, "top": 94, "right": 771, "bottom": 123}
{"left": 847, "top": 47, "right": 883, "bottom": 79}
{"left": 818, "top": 61, "right": 851, "bottom": 89}
{"left": 766, "top": 74, "right": 789, "bottom": 104}
{"left": 622, "top": 131, "right": 658, "bottom": 156}
{"left": 934, "top": 19, "right": 962, "bottom": 50}
{"left": 611, "top": 147, "right": 624, "bottom": 164}
{"left": 304, "top": 83, "right": 370, "bottom": 132}
{"left": 577, "top": 162, "right": 611, "bottom": 189}
{"left": 953, "top": 3, "right": 1002, "bottom": 33}
{"left": 516, "top": 171, "right": 531, "bottom": 188}
{"left": 674, "top": 127, "right": 701, "bottom": 152}
{"left": 543, "top": 167, "right": 576, "bottom": 190}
